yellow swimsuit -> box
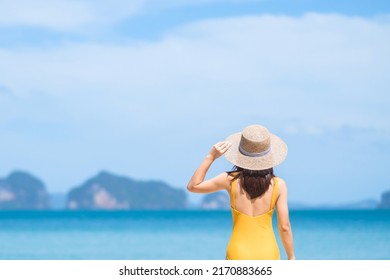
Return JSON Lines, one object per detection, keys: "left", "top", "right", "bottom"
{"left": 226, "top": 177, "right": 280, "bottom": 260}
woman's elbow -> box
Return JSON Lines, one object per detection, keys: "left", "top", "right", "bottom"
{"left": 278, "top": 222, "right": 291, "bottom": 233}
{"left": 187, "top": 184, "right": 196, "bottom": 193}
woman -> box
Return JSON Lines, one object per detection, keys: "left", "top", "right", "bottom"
{"left": 187, "top": 124, "right": 295, "bottom": 260}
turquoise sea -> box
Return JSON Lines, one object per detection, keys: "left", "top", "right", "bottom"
{"left": 0, "top": 210, "right": 389, "bottom": 260}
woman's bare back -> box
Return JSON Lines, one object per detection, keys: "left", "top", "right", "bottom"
{"left": 230, "top": 177, "right": 279, "bottom": 216}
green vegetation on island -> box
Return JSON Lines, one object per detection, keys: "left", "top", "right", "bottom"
{"left": 379, "top": 190, "right": 390, "bottom": 208}
{"left": 201, "top": 191, "right": 230, "bottom": 210}
{"left": 67, "top": 171, "right": 187, "bottom": 210}
{"left": 0, "top": 171, "right": 50, "bottom": 210}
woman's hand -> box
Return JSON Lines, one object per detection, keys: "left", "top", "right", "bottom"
{"left": 207, "top": 141, "right": 232, "bottom": 160}
{"left": 187, "top": 141, "right": 232, "bottom": 193}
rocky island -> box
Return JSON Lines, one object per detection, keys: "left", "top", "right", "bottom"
{"left": 66, "top": 171, "right": 187, "bottom": 210}
{"left": 1, "top": 169, "right": 389, "bottom": 210}
{"left": 379, "top": 190, "right": 390, "bottom": 208}
{"left": 201, "top": 191, "right": 230, "bottom": 210}
{"left": 0, "top": 171, "right": 50, "bottom": 209}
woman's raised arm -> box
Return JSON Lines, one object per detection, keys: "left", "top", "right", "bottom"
{"left": 187, "top": 141, "right": 231, "bottom": 193}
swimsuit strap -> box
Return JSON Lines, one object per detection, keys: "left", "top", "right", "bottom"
{"left": 270, "top": 177, "right": 279, "bottom": 210}
{"left": 230, "top": 178, "right": 236, "bottom": 208}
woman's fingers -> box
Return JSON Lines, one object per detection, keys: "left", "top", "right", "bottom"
{"left": 214, "top": 141, "right": 231, "bottom": 153}
{"left": 208, "top": 141, "right": 232, "bottom": 160}
{"left": 215, "top": 141, "right": 230, "bottom": 148}
{"left": 220, "top": 142, "right": 232, "bottom": 153}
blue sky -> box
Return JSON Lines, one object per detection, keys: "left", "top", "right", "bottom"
{"left": 1, "top": 0, "right": 390, "bottom": 205}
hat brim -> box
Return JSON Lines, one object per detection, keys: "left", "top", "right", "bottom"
{"left": 224, "top": 132, "right": 288, "bottom": 170}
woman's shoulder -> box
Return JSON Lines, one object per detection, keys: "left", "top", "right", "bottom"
{"left": 275, "top": 176, "right": 287, "bottom": 191}
{"left": 211, "top": 172, "right": 234, "bottom": 189}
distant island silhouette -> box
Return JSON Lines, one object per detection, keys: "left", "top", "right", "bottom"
{"left": 0, "top": 171, "right": 49, "bottom": 210}
{"left": 0, "top": 170, "right": 389, "bottom": 210}
{"left": 67, "top": 171, "right": 186, "bottom": 210}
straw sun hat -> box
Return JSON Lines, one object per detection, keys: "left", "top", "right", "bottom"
{"left": 224, "top": 124, "right": 288, "bottom": 170}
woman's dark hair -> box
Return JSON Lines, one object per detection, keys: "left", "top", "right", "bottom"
{"left": 228, "top": 166, "right": 274, "bottom": 199}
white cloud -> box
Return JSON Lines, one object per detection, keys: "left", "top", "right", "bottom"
{"left": 284, "top": 124, "right": 324, "bottom": 136}
{"left": 0, "top": 0, "right": 142, "bottom": 32}
{"left": 0, "top": 0, "right": 258, "bottom": 33}
{"left": 1, "top": 13, "right": 389, "bottom": 130}
{"left": 0, "top": 84, "right": 13, "bottom": 95}
{"left": 0, "top": 0, "right": 93, "bottom": 30}
{"left": 1, "top": 13, "right": 390, "bottom": 202}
